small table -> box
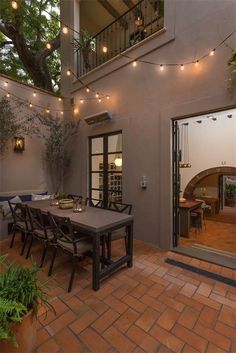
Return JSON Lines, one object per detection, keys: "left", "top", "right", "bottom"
{"left": 179, "top": 200, "right": 202, "bottom": 237}
{"left": 26, "top": 200, "right": 134, "bottom": 291}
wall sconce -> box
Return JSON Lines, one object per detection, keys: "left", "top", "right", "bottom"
{"left": 14, "top": 137, "right": 25, "bottom": 153}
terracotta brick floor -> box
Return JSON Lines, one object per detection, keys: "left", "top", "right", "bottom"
{"left": 1, "top": 235, "right": 236, "bottom": 353}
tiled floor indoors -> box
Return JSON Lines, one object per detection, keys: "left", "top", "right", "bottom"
{"left": 1, "top": 235, "right": 236, "bottom": 353}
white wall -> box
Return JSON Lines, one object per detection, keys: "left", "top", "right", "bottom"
{"left": 61, "top": 0, "right": 236, "bottom": 249}
{"left": 0, "top": 74, "right": 63, "bottom": 195}
{"left": 180, "top": 109, "right": 236, "bottom": 196}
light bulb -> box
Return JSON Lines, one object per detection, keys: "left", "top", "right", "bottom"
{"left": 210, "top": 49, "right": 215, "bottom": 56}
{"left": 106, "top": 95, "right": 110, "bottom": 100}
{"left": 11, "top": 1, "right": 18, "bottom": 9}
{"left": 46, "top": 108, "right": 50, "bottom": 114}
{"left": 160, "top": 64, "right": 164, "bottom": 71}
{"left": 180, "top": 64, "right": 184, "bottom": 71}
{"left": 66, "top": 69, "right": 71, "bottom": 76}
{"left": 60, "top": 111, "right": 64, "bottom": 115}
{"left": 95, "top": 93, "right": 99, "bottom": 98}
{"left": 132, "top": 60, "right": 137, "bottom": 67}
{"left": 102, "top": 46, "right": 108, "bottom": 53}
{"left": 62, "top": 26, "right": 68, "bottom": 34}
{"left": 73, "top": 107, "right": 79, "bottom": 115}
{"left": 80, "top": 99, "right": 84, "bottom": 104}
{"left": 58, "top": 97, "right": 62, "bottom": 101}
{"left": 114, "top": 157, "right": 122, "bottom": 167}
{"left": 86, "top": 87, "right": 90, "bottom": 93}
{"left": 195, "top": 60, "right": 199, "bottom": 66}
{"left": 29, "top": 103, "right": 33, "bottom": 108}
{"left": 46, "top": 43, "right": 51, "bottom": 50}
{"left": 98, "top": 98, "right": 101, "bottom": 103}
{"left": 33, "top": 91, "right": 36, "bottom": 97}
{"left": 6, "top": 93, "right": 10, "bottom": 98}
{"left": 4, "top": 81, "right": 8, "bottom": 87}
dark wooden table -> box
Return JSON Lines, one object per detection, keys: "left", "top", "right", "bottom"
{"left": 26, "top": 200, "right": 134, "bottom": 291}
{"left": 179, "top": 200, "right": 202, "bottom": 237}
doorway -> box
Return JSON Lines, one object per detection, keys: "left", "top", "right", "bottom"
{"left": 172, "top": 108, "right": 236, "bottom": 267}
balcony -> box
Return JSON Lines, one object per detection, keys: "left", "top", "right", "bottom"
{"left": 76, "top": 0, "right": 164, "bottom": 78}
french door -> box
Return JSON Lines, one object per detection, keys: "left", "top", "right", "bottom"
{"left": 172, "top": 120, "right": 181, "bottom": 247}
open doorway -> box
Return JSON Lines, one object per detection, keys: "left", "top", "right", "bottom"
{"left": 172, "top": 107, "right": 236, "bottom": 267}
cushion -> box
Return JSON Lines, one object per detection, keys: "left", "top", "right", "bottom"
{"left": 0, "top": 196, "right": 22, "bottom": 217}
{"left": 31, "top": 193, "right": 53, "bottom": 201}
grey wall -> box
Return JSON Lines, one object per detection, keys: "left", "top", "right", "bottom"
{"left": 61, "top": 0, "right": 236, "bottom": 249}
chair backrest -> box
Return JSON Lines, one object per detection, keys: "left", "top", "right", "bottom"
{"left": 8, "top": 201, "right": 29, "bottom": 229}
{"left": 47, "top": 212, "right": 78, "bottom": 253}
{"left": 67, "top": 194, "right": 82, "bottom": 200}
{"left": 108, "top": 201, "right": 132, "bottom": 215}
{"left": 85, "top": 198, "right": 104, "bottom": 208}
{"left": 27, "top": 206, "right": 49, "bottom": 239}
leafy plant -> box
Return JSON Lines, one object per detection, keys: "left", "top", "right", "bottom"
{"left": 73, "top": 29, "right": 94, "bottom": 70}
{"left": 228, "top": 49, "right": 236, "bottom": 73}
{"left": 0, "top": 255, "right": 54, "bottom": 346}
{"left": 225, "top": 183, "right": 236, "bottom": 197}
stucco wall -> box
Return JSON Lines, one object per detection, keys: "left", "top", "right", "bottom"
{"left": 61, "top": 0, "right": 236, "bottom": 249}
{"left": 0, "top": 74, "right": 63, "bottom": 196}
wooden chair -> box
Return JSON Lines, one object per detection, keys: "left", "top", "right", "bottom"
{"left": 8, "top": 201, "right": 30, "bottom": 256}
{"left": 26, "top": 206, "right": 53, "bottom": 267}
{"left": 106, "top": 201, "right": 132, "bottom": 260}
{"left": 85, "top": 198, "right": 104, "bottom": 208}
{"left": 47, "top": 212, "right": 93, "bottom": 292}
{"left": 67, "top": 194, "right": 83, "bottom": 200}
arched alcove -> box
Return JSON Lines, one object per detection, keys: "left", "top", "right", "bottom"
{"left": 183, "top": 166, "right": 236, "bottom": 199}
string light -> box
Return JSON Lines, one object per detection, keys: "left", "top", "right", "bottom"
{"left": 102, "top": 46, "right": 108, "bottom": 53}
{"left": 180, "top": 64, "right": 184, "bottom": 71}
{"left": 132, "top": 60, "right": 137, "bottom": 67}
{"left": 159, "top": 64, "right": 164, "bottom": 71}
{"left": 73, "top": 107, "right": 79, "bottom": 115}
{"left": 33, "top": 91, "right": 36, "bottom": 97}
{"left": 98, "top": 98, "right": 102, "bottom": 103}
{"left": 66, "top": 69, "right": 71, "bottom": 76}
{"left": 45, "top": 108, "right": 50, "bottom": 114}
{"left": 60, "top": 111, "right": 64, "bottom": 115}
{"left": 95, "top": 93, "right": 99, "bottom": 98}
{"left": 11, "top": 1, "right": 18, "bottom": 9}
{"left": 194, "top": 60, "right": 199, "bottom": 66}
{"left": 58, "top": 97, "right": 62, "bottom": 101}
{"left": 4, "top": 81, "right": 8, "bottom": 87}
{"left": 80, "top": 99, "right": 84, "bottom": 104}
{"left": 86, "top": 87, "right": 90, "bottom": 93}
{"left": 210, "top": 49, "right": 215, "bottom": 56}
{"left": 29, "top": 103, "right": 33, "bottom": 108}
{"left": 106, "top": 95, "right": 110, "bottom": 100}
{"left": 62, "top": 26, "right": 69, "bottom": 34}
{"left": 6, "top": 93, "right": 10, "bottom": 98}
{"left": 46, "top": 43, "right": 51, "bottom": 50}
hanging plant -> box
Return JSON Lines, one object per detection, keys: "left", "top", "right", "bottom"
{"left": 0, "top": 97, "right": 35, "bottom": 155}
{"left": 73, "top": 29, "right": 95, "bottom": 70}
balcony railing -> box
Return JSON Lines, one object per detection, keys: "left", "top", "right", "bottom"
{"left": 76, "top": 0, "right": 164, "bottom": 77}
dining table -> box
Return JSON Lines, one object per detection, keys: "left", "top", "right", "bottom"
{"left": 25, "top": 200, "right": 134, "bottom": 291}
{"left": 179, "top": 200, "right": 202, "bottom": 237}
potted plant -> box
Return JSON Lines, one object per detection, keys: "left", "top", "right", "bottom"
{"left": 73, "top": 29, "right": 94, "bottom": 71}
{"left": 0, "top": 255, "right": 54, "bottom": 353}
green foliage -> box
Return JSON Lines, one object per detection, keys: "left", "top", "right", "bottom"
{"left": 0, "top": 255, "right": 54, "bottom": 346}
{"left": 228, "top": 49, "right": 236, "bottom": 73}
{"left": 0, "top": 96, "right": 35, "bottom": 155}
{"left": 0, "top": 0, "right": 61, "bottom": 91}
{"left": 225, "top": 183, "right": 236, "bottom": 197}
{"left": 73, "top": 29, "right": 94, "bottom": 70}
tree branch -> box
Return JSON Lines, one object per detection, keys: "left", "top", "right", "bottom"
{"left": 37, "top": 32, "right": 60, "bottom": 59}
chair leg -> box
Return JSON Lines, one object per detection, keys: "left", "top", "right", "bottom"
{"left": 26, "top": 234, "right": 34, "bottom": 259}
{"left": 48, "top": 247, "right": 57, "bottom": 276}
{"left": 40, "top": 244, "right": 48, "bottom": 268}
{"left": 101, "top": 236, "right": 106, "bottom": 269}
{"left": 107, "top": 232, "right": 112, "bottom": 260}
{"left": 10, "top": 228, "right": 16, "bottom": 248}
{"left": 20, "top": 232, "right": 29, "bottom": 256}
{"left": 68, "top": 257, "right": 77, "bottom": 292}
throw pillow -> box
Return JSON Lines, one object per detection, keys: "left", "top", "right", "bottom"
{"left": 0, "top": 195, "right": 22, "bottom": 217}
{"left": 31, "top": 193, "right": 53, "bottom": 201}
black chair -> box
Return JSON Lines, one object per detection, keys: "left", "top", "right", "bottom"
{"left": 190, "top": 208, "right": 203, "bottom": 235}
{"left": 106, "top": 201, "right": 132, "bottom": 260}
{"left": 47, "top": 212, "right": 93, "bottom": 292}
{"left": 26, "top": 206, "right": 53, "bottom": 267}
{"left": 85, "top": 198, "right": 104, "bottom": 208}
{"left": 8, "top": 201, "right": 30, "bottom": 256}
{"left": 67, "top": 194, "right": 82, "bottom": 200}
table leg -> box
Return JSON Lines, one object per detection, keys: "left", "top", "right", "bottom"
{"left": 127, "top": 222, "right": 133, "bottom": 268}
{"left": 93, "top": 234, "right": 100, "bottom": 291}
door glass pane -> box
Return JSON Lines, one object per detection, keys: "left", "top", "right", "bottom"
{"left": 92, "top": 189, "right": 103, "bottom": 200}
{"left": 108, "top": 190, "right": 122, "bottom": 203}
{"left": 92, "top": 155, "right": 104, "bottom": 171}
{"left": 92, "top": 173, "right": 103, "bottom": 189}
{"left": 92, "top": 137, "right": 103, "bottom": 154}
{"left": 108, "top": 134, "right": 122, "bottom": 153}
{"left": 108, "top": 153, "right": 122, "bottom": 171}
{"left": 108, "top": 173, "right": 122, "bottom": 192}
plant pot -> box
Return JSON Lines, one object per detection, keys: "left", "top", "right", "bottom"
{"left": 0, "top": 309, "right": 36, "bottom": 353}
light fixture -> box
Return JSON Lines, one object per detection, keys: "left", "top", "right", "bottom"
{"left": 29, "top": 103, "right": 33, "bottom": 108}
{"left": 132, "top": 60, "right": 137, "bottom": 67}
{"left": 195, "top": 60, "right": 199, "bottom": 66}
{"left": 210, "top": 49, "right": 215, "bottom": 56}
{"left": 66, "top": 69, "right": 71, "bottom": 76}
{"left": 62, "top": 26, "right": 68, "bottom": 34}
{"left": 180, "top": 64, "right": 184, "bottom": 71}
{"left": 14, "top": 137, "right": 24, "bottom": 153}
{"left": 73, "top": 107, "right": 79, "bottom": 115}
{"left": 106, "top": 95, "right": 110, "bottom": 100}
{"left": 134, "top": 16, "right": 143, "bottom": 26}
{"left": 196, "top": 120, "right": 202, "bottom": 124}
{"left": 11, "top": 1, "right": 18, "bottom": 9}
{"left": 86, "top": 87, "right": 90, "bottom": 93}
{"left": 95, "top": 93, "right": 99, "bottom": 98}
{"left": 46, "top": 43, "right": 51, "bottom": 50}
{"left": 4, "top": 81, "right": 8, "bottom": 87}
{"left": 98, "top": 98, "right": 102, "bottom": 103}
{"left": 45, "top": 108, "right": 50, "bottom": 114}
{"left": 114, "top": 157, "right": 122, "bottom": 167}
{"left": 102, "top": 46, "right": 108, "bottom": 53}
{"left": 80, "top": 99, "right": 84, "bottom": 104}
{"left": 6, "top": 93, "right": 10, "bottom": 98}
{"left": 33, "top": 91, "right": 36, "bottom": 97}
{"left": 227, "top": 114, "right": 232, "bottom": 118}
{"left": 207, "top": 115, "right": 214, "bottom": 119}
{"left": 160, "top": 64, "right": 164, "bottom": 71}
{"left": 60, "top": 111, "right": 64, "bottom": 115}
{"left": 58, "top": 97, "right": 62, "bottom": 101}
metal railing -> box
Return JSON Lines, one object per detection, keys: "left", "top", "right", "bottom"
{"left": 76, "top": 0, "right": 164, "bottom": 77}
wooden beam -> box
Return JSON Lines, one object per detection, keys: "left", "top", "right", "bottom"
{"left": 98, "top": 0, "right": 128, "bottom": 28}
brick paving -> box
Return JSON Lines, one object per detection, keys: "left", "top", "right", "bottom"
{"left": 1, "top": 236, "right": 236, "bottom": 353}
